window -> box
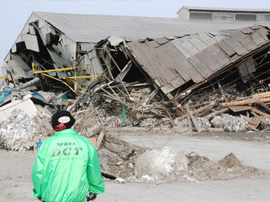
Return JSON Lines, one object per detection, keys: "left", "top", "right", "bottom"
{"left": 190, "top": 11, "right": 212, "bottom": 20}
{"left": 212, "top": 13, "right": 234, "bottom": 21}
{"left": 235, "top": 14, "right": 256, "bottom": 21}
{"left": 257, "top": 14, "right": 270, "bottom": 22}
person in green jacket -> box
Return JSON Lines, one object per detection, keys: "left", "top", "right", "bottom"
{"left": 32, "top": 110, "right": 105, "bottom": 202}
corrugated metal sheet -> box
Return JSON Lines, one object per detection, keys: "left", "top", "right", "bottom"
{"left": 171, "top": 39, "right": 192, "bottom": 58}
{"left": 206, "top": 45, "right": 230, "bottom": 67}
{"left": 217, "top": 40, "right": 236, "bottom": 56}
{"left": 252, "top": 31, "right": 267, "bottom": 45}
{"left": 189, "top": 38, "right": 208, "bottom": 52}
{"left": 125, "top": 26, "right": 270, "bottom": 95}
{"left": 241, "top": 27, "right": 254, "bottom": 34}
{"left": 32, "top": 12, "right": 270, "bottom": 43}
{"left": 154, "top": 37, "right": 170, "bottom": 45}
{"left": 165, "top": 44, "right": 196, "bottom": 81}
{"left": 223, "top": 35, "right": 248, "bottom": 55}
{"left": 242, "top": 35, "right": 258, "bottom": 51}
{"left": 237, "top": 58, "right": 256, "bottom": 83}
{"left": 258, "top": 27, "right": 270, "bottom": 41}
{"left": 178, "top": 41, "right": 201, "bottom": 57}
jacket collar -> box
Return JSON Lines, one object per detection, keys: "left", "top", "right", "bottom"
{"left": 54, "top": 128, "right": 77, "bottom": 136}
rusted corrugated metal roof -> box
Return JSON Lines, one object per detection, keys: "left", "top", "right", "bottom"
{"left": 126, "top": 26, "right": 270, "bottom": 95}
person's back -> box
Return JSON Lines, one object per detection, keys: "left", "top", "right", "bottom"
{"left": 32, "top": 111, "right": 104, "bottom": 202}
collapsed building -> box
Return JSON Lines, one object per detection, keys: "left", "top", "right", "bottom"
{"left": 1, "top": 7, "right": 270, "bottom": 182}
{"left": 1, "top": 7, "right": 270, "bottom": 131}
{"left": 2, "top": 7, "right": 270, "bottom": 92}
{"left": 87, "top": 25, "right": 270, "bottom": 108}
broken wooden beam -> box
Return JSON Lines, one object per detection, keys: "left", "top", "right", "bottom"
{"left": 240, "top": 114, "right": 260, "bottom": 127}
{"left": 251, "top": 112, "right": 270, "bottom": 126}
{"left": 176, "top": 102, "right": 216, "bottom": 121}
{"left": 251, "top": 108, "right": 270, "bottom": 119}
{"left": 103, "top": 140, "right": 123, "bottom": 154}
{"left": 136, "top": 114, "right": 155, "bottom": 119}
{"left": 252, "top": 91, "right": 270, "bottom": 99}
{"left": 229, "top": 106, "right": 252, "bottom": 112}
{"left": 205, "top": 108, "right": 229, "bottom": 120}
{"left": 220, "top": 97, "right": 270, "bottom": 107}
{"left": 187, "top": 112, "right": 193, "bottom": 132}
{"left": 256, "top": 100, "right": 270, "bottom": 113}
{"left": 193, "top": 101, "right": 216, "bottom": 116}
{"left": 248, "top": 124, "right": 259, "bottom": 131}
{"left": 185, "top": 104, "right": 203, "bottom": 133}
{"left": 96, "top": 129, "right": 106, "bottom": 150}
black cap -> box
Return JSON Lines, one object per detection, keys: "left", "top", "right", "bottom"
{"left": 51, "top": 111, "right": 75, "bottom": 131}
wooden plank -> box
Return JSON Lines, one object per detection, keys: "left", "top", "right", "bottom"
{"left": 257, "top": 100, "right": 270, "bottom": 113}
{"left": 103, "top": 140, "right": 123, "bottom": 154}
{"left": 187, "top": 112, "right": 193, "bottom": 132}
{"left": 248, "top": 124, "right": 259, "bottom": 131}
{"left": 251, "top": 112, "right": 270, "bottom": 126}
{"left": 220, "top": 97, "right": 270, "bottom": 107}
{"left": 240, "top": 114, "right": 260, "bottom": 127}
{"left": 193, "top": 101, "right": 216, "bottom": 116}
{"left": 252, "top": 91, "right": 270, "bottom": 99}
{"left": 229, "top": 106, "right": 252, "bottom": 112}
{"left": 251, "top": 108, "right": 270, "bottom": 119}
{"left": 136, "top": 114, "right": 155, "bottom": 119}
{"left": 185, "top": 104, "right": 203, "bottom": 133}
{"left": 176, "top": 102, "right": 216, "bottom": 121}
{"left": 96, "top": 130, "right": 106, "bottom": 150}
{"left": 205, "top": 108, "right": 229, "bottom": 120}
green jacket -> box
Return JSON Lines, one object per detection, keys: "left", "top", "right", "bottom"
{"left": 32, "top": 129, "right": 105, "bottom": 202}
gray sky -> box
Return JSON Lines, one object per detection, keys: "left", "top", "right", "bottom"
{"left": 0, "top": 0, "right": 269, "bottom": 63}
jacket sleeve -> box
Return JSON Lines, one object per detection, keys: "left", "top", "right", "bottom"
{"left": 31, "top": 142, "right": 45, "bottom": 197}
{"left": 87, "top": 145, "right": 105, "bottom": 194}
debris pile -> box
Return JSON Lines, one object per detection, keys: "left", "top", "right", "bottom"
{"left": 0, "top": 99, "right": 265, "bottom": 183}
{"left": 1, "top": 20, "right": 270, "bottom": 186}
{"left": 76, "top": 127, "right": 263, "bottom": 183}
{"left": 0, "top": 109, "right": 53, "bottom": 151}
{"left": 102, "top": 145, "right": 263, "bottom": 183}
{"left": 185, "top": 152, "right": 260, "bottom": 182}
{"left": 1, "top": 26, "right": 270, "bottom": 134}
{"left": 211, "top": 114, "right": 248, "bottom": 132}
{"left": 97, "top": 134, "right": 146, "bottom": 180}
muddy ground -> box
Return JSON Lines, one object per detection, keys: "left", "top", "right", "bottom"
{"left": 0, "top": 129, "right": 269, "bottom": 202}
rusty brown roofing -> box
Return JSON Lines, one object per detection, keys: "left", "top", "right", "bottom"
{"left": 126, "top": 25, "right": 270, "bottom": 95}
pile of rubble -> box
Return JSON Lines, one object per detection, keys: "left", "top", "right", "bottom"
{"left": 2, "top": 86, "right": 270, "bottom": 141}
{"left": 69, "top": 89, "right": 270, "bottom": 134}
{"left": 132, "top": 150, "right": 263, "bottom": 183}
{"left": 94, "top": 134, "right": 264, "bottom": 183}
{"left": 0, "top": 75, "right": 269, "bottom": 183}
{"left": 1, "top": 25, "right": 270, "bottom": 135}
{"left": 0, "top": 109, "right": 53, "bottom": 151}
{"left": 0, "top": 97, "right": 265, "bottom": 183}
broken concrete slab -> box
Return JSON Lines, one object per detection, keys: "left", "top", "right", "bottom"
{"left": 0, "top": 94, "right": 38, "bottom": 123}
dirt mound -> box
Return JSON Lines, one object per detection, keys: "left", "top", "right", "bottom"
{"left": 100, "top": 142, "right": 265, "bottom": 183}
{"left": 218, "top": 152, "right": 243, "bottom": 168}
{"left": 186, "top": 152, "right": 262, "bottom": 182}
{"left": 97, "top": 134, "right": 146, "bottom": 180}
